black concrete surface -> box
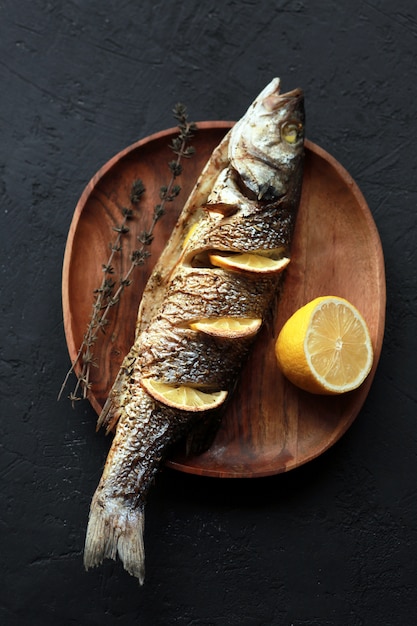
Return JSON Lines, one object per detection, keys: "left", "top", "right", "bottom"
{"left": 1, "top": 1, "right": 416, "bottom": 624}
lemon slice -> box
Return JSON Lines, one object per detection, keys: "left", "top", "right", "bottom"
{"left": 209, "top": 252, "right": 290, "bottom": 274}
{"left": 182, "top": 222, "right": 200, "bottom": 249}
{"left": 141, "top": 379, "right": 228, "bottom": 411}
{"left": 275, "top": 296, "right": 373, "bottom": 395}
{"left": 189, "top": 317, "right": 262, "bottom": 338}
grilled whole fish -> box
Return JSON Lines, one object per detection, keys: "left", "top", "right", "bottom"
{"left": 84, "top": 78, "right": 305, "bottom": 584}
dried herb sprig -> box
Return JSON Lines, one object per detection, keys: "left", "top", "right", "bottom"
{"left": 59, "top": 104, "right": 196, "bottom": 405}
{"left": 58, "top": 180, "right": 145, "bottom": 404}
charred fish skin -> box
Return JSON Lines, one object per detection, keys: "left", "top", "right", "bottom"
{"left": 84, "top": 78, "right": 305, "bottom": 584}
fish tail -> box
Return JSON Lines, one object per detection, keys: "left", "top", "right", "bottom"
{"left": 84, "top": 386, "right": 177, "bottom": 585}
{"left": 84, "top": 493, "right": 145, "bottom": 584}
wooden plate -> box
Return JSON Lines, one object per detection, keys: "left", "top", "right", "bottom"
{"left": 62, "top": 122, "right": 385, "bottom": 478}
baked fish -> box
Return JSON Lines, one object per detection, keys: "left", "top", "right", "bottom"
{"left": 84, "top": 77, "right": 305, "bottom": 584}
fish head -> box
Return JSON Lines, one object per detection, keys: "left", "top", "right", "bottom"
{"left": 229, "top": 78, "right": 305, "bottom": 200}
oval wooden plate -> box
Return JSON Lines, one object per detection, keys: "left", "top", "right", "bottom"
{"left": 62, "top": 122, "right": 385, "bottom": 478}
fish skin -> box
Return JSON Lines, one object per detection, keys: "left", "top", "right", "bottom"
{"left": 83, "top": 78, "right": 305, "bottom": 583}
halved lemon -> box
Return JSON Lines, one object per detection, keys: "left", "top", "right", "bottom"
{"left": 141, "top": 378, "right": 228, "bottom": 411}
{"left": 209, "top": 252, "right": 290, "bottom": 274}
{"left": 189, "top": 316, "right": 262, "bottom": 338}
{"left": 275, "top": 296, "right": 373, "bottom": 395}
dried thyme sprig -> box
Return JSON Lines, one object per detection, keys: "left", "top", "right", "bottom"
{"left": 58, "top": 179, "right": 146, "bottom": 404}
{"left": 59, "top": 104, "right": 196, "bottom": 405}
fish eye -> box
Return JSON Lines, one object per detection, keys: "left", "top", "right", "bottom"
{"left": 281, "top": 121, "right": 302, "bottom": 144}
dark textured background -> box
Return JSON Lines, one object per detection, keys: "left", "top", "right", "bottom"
{"left": 1, "top": 1, "right": 416, "bottom": 624}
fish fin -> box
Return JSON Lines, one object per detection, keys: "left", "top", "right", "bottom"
{"left": 262, "top": 275, "right": 284, "bottom": 338}
{"left": 84, "top": 494, "right": 145, "bottom": 585}
{"left": 97, "top": 354, "right": 135, "bottom": 433}
{"left": 97, "top": 393, "right": 121, "bottom": 434}
{"left": 185, "top": 413, "right": 222, "bottom": 457}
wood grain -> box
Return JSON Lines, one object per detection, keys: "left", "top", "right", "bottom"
{"left": 62, "top": 123, "right": 385, "bottom": 478}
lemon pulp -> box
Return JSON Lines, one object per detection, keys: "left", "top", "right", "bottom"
{"left": 275, "top": 296, "right": 373, "bottom": 394}
{"left": 142, "top": 378, "right": 228, "bottom": 411}
{"left": 189, "top": 316, "right": 261, "bottom": 338}
{"left": 209, "top": 252, "right": 290, "bottom": 274}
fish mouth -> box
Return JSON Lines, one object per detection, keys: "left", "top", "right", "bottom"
{"left": 262, "top": 84, "right": 303, "bottom": 113}
{"left": 280, "top": 87, "right": 303, "bottom": 99}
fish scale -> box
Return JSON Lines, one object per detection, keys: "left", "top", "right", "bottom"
{"left": 161, "top": 267, "right": 275, "bottom": 318}
{"left": 84, "top": 77, "right": 305, "bottom": 584}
